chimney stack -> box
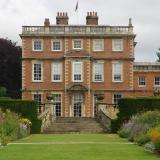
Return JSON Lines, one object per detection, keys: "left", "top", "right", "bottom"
{"left": 86, "top": 12, "right": 98, "bottom": 25}
{"left": 129, "top": 18, "right": 132, "bottom": 27}
{"left": 56, "top": 12, "right": 69, "bottom": 25}
{"left": 44, "top": 18, "right": 50, "bottom": 27}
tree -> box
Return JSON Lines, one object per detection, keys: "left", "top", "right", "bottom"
{"left": 156, "top": 48, "right": 160, "bottom": 62}
{"left": 0, "top": 87, "right": 7, "bottom": 97}
{"left": 0, "top": 38, "right": 22, "bottom": 98}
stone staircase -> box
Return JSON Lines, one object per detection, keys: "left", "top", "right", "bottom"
{"left": 42, "top": 117, "right": 106, "bottom": 134}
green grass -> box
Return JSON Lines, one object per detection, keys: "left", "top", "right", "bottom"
{"left": 0, "top": 134, "right": 159, "bottom": 160}
{"left": 15, "top": 134, "right": 127, "bottom": 143}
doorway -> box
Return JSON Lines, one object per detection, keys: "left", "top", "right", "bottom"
{"left": 72, "top": 94, "right": 83, "bottom": 117}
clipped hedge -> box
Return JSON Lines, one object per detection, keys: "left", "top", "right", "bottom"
{"left": 112, "top": 97, "right": 160, "bottom": 132}
{"left": 0, "top": 99, "right": 41, "bottom": 133}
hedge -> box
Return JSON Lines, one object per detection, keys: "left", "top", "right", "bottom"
{"left": 0, "top": 99, "right": 41, "bottom": 133}
{"left": 112, "top": 97, "right": 160, "bottom": 132}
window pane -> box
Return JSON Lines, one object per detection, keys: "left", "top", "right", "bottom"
{"left": 113, "top": 63, "right": 122, "bottom": 81}
{"left": 93, "top": 39, "right": 104, "bottom": 51}
{"left": 155, "top": 77, "right": 160, "bottom": 85}
{"left": 73, "top": 63, "right": 82, "bottom": 81}
{"left": 52, "top": 40, "right": 61, "bottom": 51}
{"left": 113, "top": 94, "right": 122, "bottom": 104}
{"left": 33, "top": 40, "right": 42, "bottom": 51}
{"left": 52, "top": 63, "right": 61, "bottom": 81}
{"left": 112, "top": 39, "right": 123, "bottom": 51}
{"left": 53, "top": 94, "right": 61, "bottom": 117}
{"left": 139, "top": 77, "right": 145, "bottom": 86}
{"left": 73, "top": 40, "right": 82, "bottom": 49}
{"left": 33, "top": 94, "right": 41, "bottom": 112}
{"left": 33, "top": 63, "right": 42, "bottom": 81}
{"left": 94, "top": 63, "right": 103, "bottom": 81}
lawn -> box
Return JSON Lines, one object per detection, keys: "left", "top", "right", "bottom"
{"left": 0, "top": 134, "right": 159, "bottom": 160}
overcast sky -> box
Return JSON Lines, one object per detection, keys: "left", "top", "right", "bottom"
{"left": 0, "top": 0, "right": 160, "bottom": 62}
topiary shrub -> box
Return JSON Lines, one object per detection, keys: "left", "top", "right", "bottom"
{"left": 112, "top": 97, "right": 160, "bottom": 132}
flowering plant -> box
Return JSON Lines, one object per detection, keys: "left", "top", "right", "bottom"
{"left": 20, "top": 118, "right": 32, "bottom": 126}
{"left": 150, "top": 127, "right": 160, "bottom": 150}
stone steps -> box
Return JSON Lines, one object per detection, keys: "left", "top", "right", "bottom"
{"left": 43, "top": 117, "right": 105, "bottom": 134}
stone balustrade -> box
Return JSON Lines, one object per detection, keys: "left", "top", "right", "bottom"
{"left": 22, "top": 25, "right": 133, "bottom": 36}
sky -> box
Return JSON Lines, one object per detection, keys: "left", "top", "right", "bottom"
{"left": 0, "top": 0, "right": 160, "bottom": 62}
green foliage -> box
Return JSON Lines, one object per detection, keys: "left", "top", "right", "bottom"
{"left": 135, "top": 134, "right": 151, "bottom": 146}
{"left": 156, "top": 48, "right": 160, "bottom": 62}
{"left": 0, "top": 87, "right": 7, "bottom": 97}
{"left": 0, "top": 109, "right": 20, "bottom": 146}
{"left": 150, "top": 125, "right": 160, "bottom": 151}
{"left": 118, "top": 129, "right": 130, "bottom": 138}
{"left": 0, "top": 97, "right": 11, "bottom": 100}
{"left": 0, "top": 38, "right": 22, "bottom": 98}
{"left": 112, "top": 97, "right": 160, "bottom": 132}
{"left": 118, "top": 111, "right": 160, "bottom": 145}
{"left": 111, "top": 119, "right": 121, "bottom": 133}
{"left": 0, "top": 99, "right": 41, "bottom": 133}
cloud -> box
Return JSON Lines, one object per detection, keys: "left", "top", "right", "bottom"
{"left": 0, "top": 0, "right": 160, "bottom": 61}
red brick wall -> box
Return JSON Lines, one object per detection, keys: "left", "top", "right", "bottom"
{"left": 21, "top": 35, "right": 139, "bottom": 117}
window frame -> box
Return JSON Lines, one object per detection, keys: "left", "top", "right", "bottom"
{"left": 112, "top": 39, "right": 123, "bottom": 52}
{"left": 51, "top": 39, "right": 62, "bottom": 52}
{"left": 32, "top": 39, "right": 43, "bottom": 52}
{"left": 52, "top": 93, "right": 62, "bottom": 117}
{"left": 93, "top": 39, "right": 104, "bottom": 52}
{"left": 138, "top": 76, "right": 146, "bottom": 87}
{"left": 72, "top": 39, "right": 83, "bottom": 50}
{"left": 51, "top": 62, "right": 62, "bottom": 82}
{"left": 112, "top": 62, "right": 123, "bottom": 83}
{"left": 32, "top": 93, "right": 42, "bottom": 113}
{"left": 154, "top": 77, "right": 160, "bottom": 86}
{"left": 32, "top": 61, "right": 43, "bottom": 82}
{"left": 112, "top": 93, "right": 122, "bottom": 105}
{"left": 72, "top": 62, "right": 83, "bottom": 82}
{"left": 93, "top": 63, "right": 104, "bottom": 82}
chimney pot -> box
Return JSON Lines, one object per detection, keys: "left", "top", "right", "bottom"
{"left": 56, "top": 12, "right": 69, "bottom": 25}
{"left": 86, "top": 11, "right": 98, "bottom": 25}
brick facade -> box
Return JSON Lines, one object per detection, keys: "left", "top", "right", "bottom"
{"left": 20, "top": 12, "right": 160, "bottom": 117}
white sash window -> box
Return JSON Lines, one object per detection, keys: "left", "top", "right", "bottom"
{"left": 52, "top": 63, "right": 62, "bottom": 82}
{"left": 73, "top": 62, "right": 83, "bottom": 82}
{"left": 112, "top": 63, "right": 123, "bottom": 82}
{"left": 93, "top": 63, "right": 104, "bottom": 82}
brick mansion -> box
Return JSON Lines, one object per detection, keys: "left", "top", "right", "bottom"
{"left": 20, "top": 12, "right": 160, "bottom": 118}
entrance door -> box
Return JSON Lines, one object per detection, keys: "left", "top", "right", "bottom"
{"left": 73, "top": 94, "right": 82, "bottom": 117}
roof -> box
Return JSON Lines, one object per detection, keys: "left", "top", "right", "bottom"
{"left": 134, "top": 62, "right": 160, "bottom": 66}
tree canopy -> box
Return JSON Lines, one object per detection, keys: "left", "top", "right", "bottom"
{"left": 0, "top": 38, "right": 22, "bottom": 98}
{"left": 156, "top": 48, "right": 160, "bottom": 62}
